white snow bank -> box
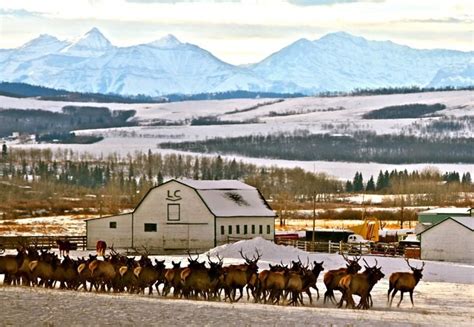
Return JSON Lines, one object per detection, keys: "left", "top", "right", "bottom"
{"left": 207, "top": 237, "right": 309, "bottom": 263}
{"left": 207, "top": 237, "right": 474, "bottom": 284}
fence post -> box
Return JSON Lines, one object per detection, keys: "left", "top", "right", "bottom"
{"left": 339, "top": 241, "right": 343, "bottom": 254}
{"left": 328, "top": 241, "right": 331, "bottom": 254}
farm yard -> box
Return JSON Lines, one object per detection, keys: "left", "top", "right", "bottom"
{"left": 0, "top": 238, "right": 473, "bottom": 326}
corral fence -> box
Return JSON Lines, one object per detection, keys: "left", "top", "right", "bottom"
{"left": 225, "top": 236, "right": 417, "bottom": 258}
{"left": 0, "top": 235, "right": 87, "bottom": 251}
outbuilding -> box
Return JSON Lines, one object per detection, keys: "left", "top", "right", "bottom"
{"left": 86, "top": 179, "right": 276, "bottom": 253}
{"left": 418, "top": 216, "right": 474, "bottom": 264}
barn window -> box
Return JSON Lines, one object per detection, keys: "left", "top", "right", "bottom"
{"left": 259, "top": 225, "right": 263, "bottom": 234}
{"left": 109, "top": 221, "right": 117, "bottom": 229}
{"left": 167, "top": 203, "right": 180, "bottom": 221}
{"left": 228, "top": 225, "right": 233, "bottom": 235}
{"left": 251, "top": 225, "right": 255, "bottom": 234}
{"left": 244, "top": 225, "right": 248, "bottom": 235}
{"left": 236, "top": 225, "right": 240, "bottom": 234}
{"left": 144, "top": 223, "right": 157, "bottom": 232}
{"left": 267, "top": 225, "right": 271, "bottom": 234}
{"left": 221, "top": 226, "right": 225, "bottom": 235}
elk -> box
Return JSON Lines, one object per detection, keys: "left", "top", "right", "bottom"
{"left": 223, "top": 249, "right": 261, "bottom": 303}
{"left": 88, "top": 257, "right": 116, "bottom": 292}
{"left": 134, "top": 259, "right": 166, "bottom": 295}
{"left": 323, "top": 254, "right": 362, "bottom": 304}
{"left": 302, "top": 261, "right": 324, "bottom": 304}
{"left": 29, "top": 251, "right": 56, "bottom": 288}
{"left": 163, "top": 261, "right": 183, "bottom": 297}
{"left": 115, "top": 257, "right": 139, "bottom": 293}
{"left": 180, "top": 252, "right": 207, "bottom": 299}
{"left": 0, "top": 248, "right": 26, "bottom": 285}
{"left": 77, "top": 255, "right": 99, "bottom": 292}
{"left": 56, "top": 240, "right": 72, "bottom": 257}
{"left": 388, "top": 258, "right": 425, "bottom": 307}
{"left": 337, "top": 258, "right": 385, "bottom": 309}
{"left": 96, "top": 240, "right": 107, "bottom": 257}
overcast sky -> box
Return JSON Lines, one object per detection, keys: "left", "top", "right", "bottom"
{"left": 0, "top": 0, "right": 472, "bottom": 64}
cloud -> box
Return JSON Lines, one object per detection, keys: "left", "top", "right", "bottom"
{"left": 401, "top": 17, "right": 473, "bottom": 24}
{"left": 125, "top": 0, "right": 240, "bottom": 3}
{"left": 287, "top": 0, "right": 384, "bottom": 6}
{"left": 0, "top": 8, "right": 44, "bottom": 18}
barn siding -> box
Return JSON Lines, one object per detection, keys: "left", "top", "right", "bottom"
{"left": 420, "top": 219, "right": 474, "bottom": 264}
{"left": 86, "top": 213, "right": 132, "bottom": 250}
{"left": 216, "top": 217, "right": 275, "bottom": 245}
{"left": 132, "top": 181, "right": 214, "bottom": 251}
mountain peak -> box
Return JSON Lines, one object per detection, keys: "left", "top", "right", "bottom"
{"left": 77, "top": 27, "right": 111, "bottom": 48}
{"left": 148, "top": 34, "right": 182, "bottom": 48}
{"left": 20, "top": 34, "right": 63, "bottom": 49}
{"left": 61, "top": 27, "right": 112, "bottom": 57}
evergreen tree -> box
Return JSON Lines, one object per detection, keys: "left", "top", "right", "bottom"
{"left": 157, "top": 171, "right": 164, "bottom": 185}
{"left": 193, "top": 159, "right": 200, "bottom": 180}
{"left": 462, "top": 172, "right": 472, "bottom": 184}
{"left": 376, "top": 171, "right": 385, "bottom": 191}
{"left": 366, "top": 176, "right": 375, "bottom": 192}
{"left": 353, "top": 172, "right": 364, "bottom": 192}
{"left": 345, "top": 180, "right": 353, "bottom": 192}
{"left": 1, "top": 144, "right": 7, "bottom": 161}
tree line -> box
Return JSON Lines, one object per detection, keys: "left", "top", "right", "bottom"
{"left": 159, "top": 131, "right": 474, "bottom": 164}
{"left": 0, "top": 146, "right": 471, "bottom": 220}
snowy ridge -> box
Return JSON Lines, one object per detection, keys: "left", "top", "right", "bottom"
{"left": 0, "top": 28, "right": 472, "bottom": 95}
{"left": 60, "top": 27, "right": 113, "bottom": 57}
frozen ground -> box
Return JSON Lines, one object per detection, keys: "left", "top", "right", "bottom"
{"left": 0, "top": 281, "right": 472, "bottom": 327}
{"left": 0, "top": 238, "right": 473, "bottom": 325}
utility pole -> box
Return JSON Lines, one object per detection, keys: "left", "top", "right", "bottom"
{"left": 312, "top": 191, "right": 316, "bottom": 248}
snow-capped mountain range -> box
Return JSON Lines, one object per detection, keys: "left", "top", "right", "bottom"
{"left": 0, "top": 28, "right": 472, "bottom": 96}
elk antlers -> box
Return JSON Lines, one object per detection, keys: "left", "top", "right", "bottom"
{"left": 405, "top": 258, "right": 425, "bottom": 270}
{"left": 238, "top": 248, "right": 262, "bottom": 264}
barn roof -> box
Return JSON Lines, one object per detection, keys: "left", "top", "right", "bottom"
{"left": 418, "top": 207, "right": 472, "bottom": 215}
{"left": 197, "top": 189, "right": 275, "bottom": 217}
{"left": 178, "top": 179, "right": 256, "bottom": 190}
{"left": 418, "top": 216, "right": 474, "bottom": 235}
{"left": 175, "top": 179, "right": 275, "bottom": 217}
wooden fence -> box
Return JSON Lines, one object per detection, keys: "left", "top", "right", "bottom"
{"left": 275, "top": 239, "right": 405, "bottom": 256}
{"left": 0, "top": 235, "right": 87, "bottom": 251}
{"left": 224, "top": 236, "right": 404, "bottom": 256}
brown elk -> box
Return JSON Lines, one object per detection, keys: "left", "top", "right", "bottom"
{"left": 163, "top": 261, "right": 183, "bottom": 297}
{"left": 337, "top": 258, "right": 385, "bottom": 309}
{"left": 301, "top": 260, "right": 324, "bottom": 304}
{"left": 88, "top": 257, "right": 116, "bottom": 292}
{"left": 49, "top": 255, "right": 79, "bottom": 290}
{"left": 223, "top": 249, "right": 261, "bottom": 303}
{"left": 96, "top": 240, "right": 107, "bottom": 257}
{"left": 181, "top": 253, "right": 224, "bottom": 300}
{"left": 29, "top": 251, "right": 56, "bottom": 288}
{"left": 77, "top": 255, "right": 99, "bottom": 291}
{"left": 56, "top": 240, "right": 72, "bottom": 257}
{"left": 388, "top": 258, "right": 425, "bottom": 307}
{"left": 0, "top": 248, "right": 26, "bottom": 285}
{"left": 134, "top": 259, "right": 166, "bottom": 295}
{"left": 323, "top": 254, "right": 362, "bottom": 304}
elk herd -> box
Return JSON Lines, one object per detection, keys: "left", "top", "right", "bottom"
{"left": 0, "top": 246, "right": 425, "bottom": 310}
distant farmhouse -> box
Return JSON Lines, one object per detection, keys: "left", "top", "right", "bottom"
{"left": 417, "top": 207, "right": 473, "bottom": 264}
{"left": 86, "top": 179, "right": 276, "bottom": 253}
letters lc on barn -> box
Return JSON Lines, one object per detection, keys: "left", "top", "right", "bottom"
{"left": 166, "top": 190, "right": 182, "bottom": 201}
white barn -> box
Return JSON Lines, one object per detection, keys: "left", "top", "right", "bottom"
{"left": 418, "top": 216, "right": 474, "bottom": 264}
{"left": 86, "top": 179, "right": 276, "bottom": 253}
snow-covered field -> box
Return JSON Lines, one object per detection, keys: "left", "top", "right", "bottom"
{"left": 3, "top": 90, "right": 473, "bottom": 180}
{"left": 0, "top": 238, "right": 473, "bottom": 326}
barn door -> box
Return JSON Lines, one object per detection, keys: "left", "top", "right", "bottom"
{"left": 163, "top": 224, "right": 189, "bottom": 250}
